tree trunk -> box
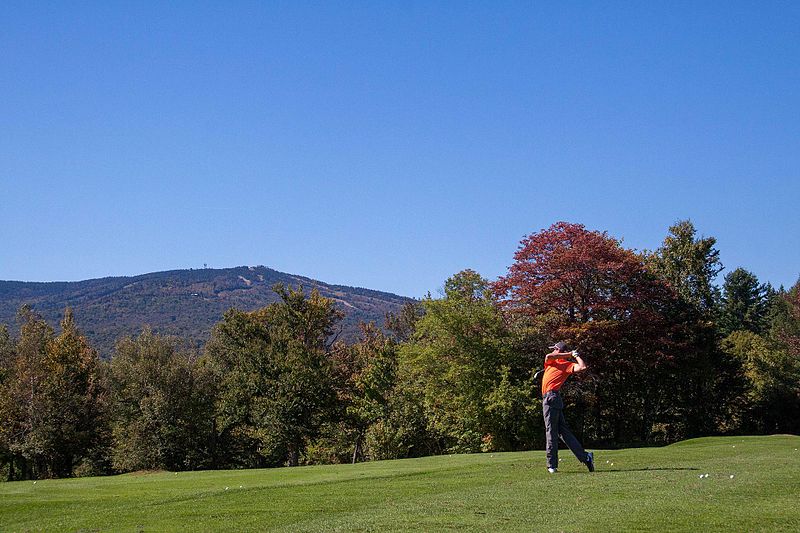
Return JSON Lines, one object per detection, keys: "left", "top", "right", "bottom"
{"left": 287, "top": 441, "right": 300, "bottom": 467}
{"left": 210, "top": 420, "right": 218, "bottom": 470}
{"left": 352, "top": 434, "right": 362, "bottom": 464}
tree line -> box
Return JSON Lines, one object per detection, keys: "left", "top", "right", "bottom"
{"left": 1, "top": 220, "right": 798, "bottom": 480}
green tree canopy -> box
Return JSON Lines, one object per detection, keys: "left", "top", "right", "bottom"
{"left": 400, "top": 270, "right": 536, "bottom": 453}
{"left": 109, "top": 328, "right": 214, "bottom": 472}
{"left": 325, "top": 322, "right": 398, "bottom": 463}
{"left": 646, "top": 220, "right": 723, "bottom": 316}
{"left": 0, "top": 307, "right": 108, "bottom": 479}
{"left": 206, "top": 284, "right": 343, "bottom": 467}
{"left": 719, "top": 268, "right": 773, "bottom": 336}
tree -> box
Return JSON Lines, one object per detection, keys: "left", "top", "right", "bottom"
{"left": 307, "top": 322, "right": 401, "bottom": 465}
{"left": 493, "top": 222, "right": 718, "bottom": 444}
{"left": 771, "top": 282, "right": 800, "bottom": 355}
{"left": 644, "top": 221, "right": 747, "bottom": 437}
{"left": 719, "top": 268, "right": 773, "bottom": 336}
{"left": 0, "top": 324, "right": 16, "bottom": 478}
{"left": 754, "top": 282, "right": 800, "bottom": 433}
{"left": 109, "top": 328, "right": 214, "bottom": 472}
{"left": 720, "top": 331, "right": 768, "bottom": 431}
{"left": 385, "top": 301, "right": 424, "bottom": 343}
{"left": 721, "top": 326, "right": 800, "bottom": 434}
{"left": 206, "top": 284, "right": 343, "bottom": 467}
{"left": 0, "top": 325, "right": 13, "bottom": 380}
{"left": 400, "top": 270, "right": 535, "bottom": 453}
{"left": 329, "top": 323, "right": 397, "bottom": 463}
{"left": 0, "top": 307, "right": 54, "bottom": 479}
{"left": 646, "top": 220, "right": 723, "bottom": 317}
{"left": 0, "top": 307, "right": 109, "bottom": 479}
{"left": 494, "top": 222, "right": 654, "bottom": 323}
{"left": 41, "top": 309, "right": 109, "bottom": 477}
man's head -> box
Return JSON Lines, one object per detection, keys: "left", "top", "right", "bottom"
{"left": 549, "top": 341, "right": 566, "bottom": 352}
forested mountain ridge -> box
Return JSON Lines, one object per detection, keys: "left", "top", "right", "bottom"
{"left": 0, "top": 266, "right": 411, "bottom": 358}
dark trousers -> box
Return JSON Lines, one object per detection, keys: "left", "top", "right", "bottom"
{"left": 542, "top": 390, "right": 588, "bottom": 469}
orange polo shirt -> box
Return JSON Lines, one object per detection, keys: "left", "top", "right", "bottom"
{"left": 541, "top": 358, "right": 577, "bottom": 396}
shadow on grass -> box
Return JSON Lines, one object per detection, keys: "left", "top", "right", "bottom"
{"left": 593, "top": 467, "right": 699, "bottom": 473}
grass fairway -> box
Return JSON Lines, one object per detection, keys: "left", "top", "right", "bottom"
{"left": 1, "top": 435, "right": 798, "bottom": 532}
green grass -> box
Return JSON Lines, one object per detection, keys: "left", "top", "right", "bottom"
{"left": 1, "top": 435, "right": 799, "bottom": 532}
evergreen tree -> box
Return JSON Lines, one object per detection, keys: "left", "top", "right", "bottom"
{"left": 647, "top": 220, "right": 723, "bottom": 317}
{"left": 719, "top": 268, "right": 772, "bottom": 336}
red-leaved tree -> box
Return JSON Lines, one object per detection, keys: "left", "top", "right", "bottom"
{"left": 493, "top": 222, "right": 698, "bottom": 445}
{"left": 493, "top": 222, "right": 658, "bottom": 323}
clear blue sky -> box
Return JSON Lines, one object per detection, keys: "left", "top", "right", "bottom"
{"left": 1, "top": 2, "right": 798, "bottom": 297}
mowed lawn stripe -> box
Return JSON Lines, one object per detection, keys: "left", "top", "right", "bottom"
{"left": 0, "top": 435, "right": 798, "bottom": 532}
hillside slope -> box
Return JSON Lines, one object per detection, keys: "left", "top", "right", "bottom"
{"left": 0, "top": 266, "right": 411, "bottom": 357}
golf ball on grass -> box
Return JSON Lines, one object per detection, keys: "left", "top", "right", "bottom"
{"left": 730, "top": 475, "right": 734, "bottom": 479}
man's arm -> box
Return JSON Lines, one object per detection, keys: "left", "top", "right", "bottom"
{"left": 544, "top": 350, "right": 574, "bottom": 360}
{"left": 572, "top": 351, "right": 587, "bottom": 372}
{"left": 545, "top": 350, "right": 588, "bottom": 371}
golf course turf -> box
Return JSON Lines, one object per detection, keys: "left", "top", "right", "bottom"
{"left": 1, "top": 435, "right": 798, "bottom": 532}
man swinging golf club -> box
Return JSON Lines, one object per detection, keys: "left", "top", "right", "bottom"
{"left": 541, "top": 341, "right": 594, "bottom": 473}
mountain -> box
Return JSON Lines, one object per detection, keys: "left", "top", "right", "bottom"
{"left": 0, "top": 266, "right": 412, "bottom": 358}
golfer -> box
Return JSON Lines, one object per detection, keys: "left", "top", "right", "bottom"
{"left": 541, "top": 341, "right": 594, "bottom": 473}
